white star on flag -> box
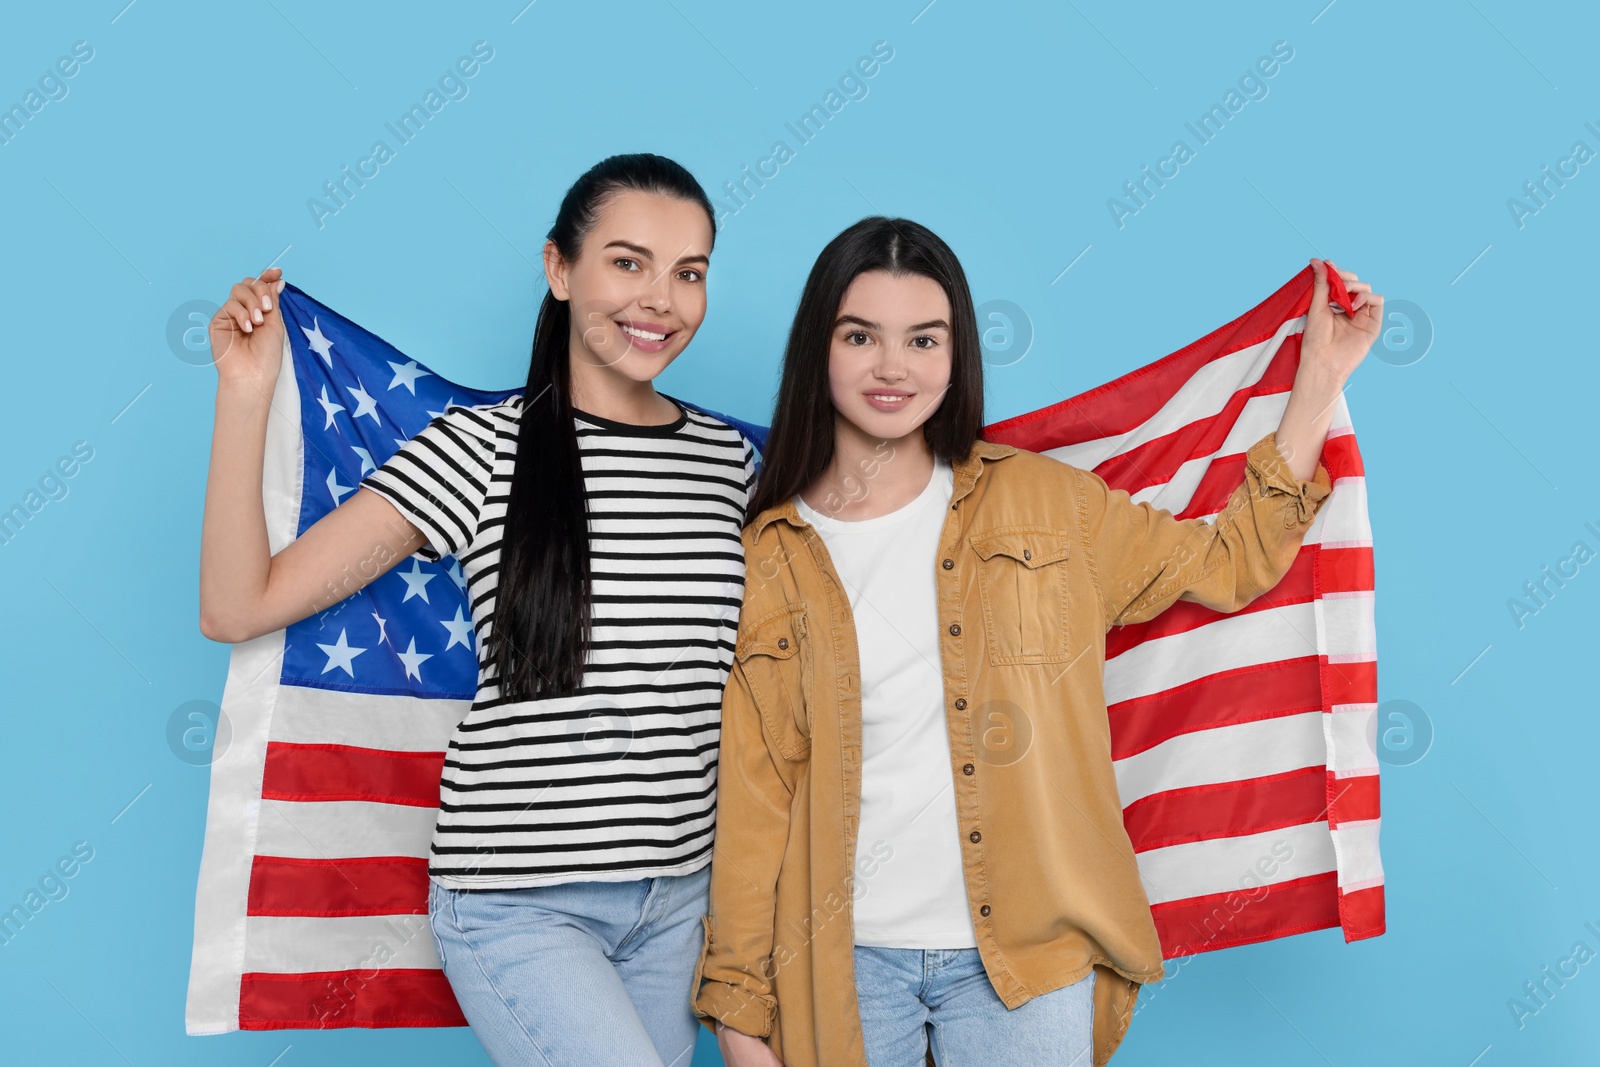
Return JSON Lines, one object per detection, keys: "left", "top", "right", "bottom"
{"left": 441, "top": 605, "right": 473, "bottom": 651}
{"left": 388, "top": 359, "right": 431, "bottom": 394}
{"left": 396, "top": 559, "right": 436, "bottom": 603}
{"left": 301, "top": 317, "right": 335, "bottom": 365}
{"left": 326, "top": 467, "right": 353, "bottom": 506}
{"left": 317, "top": 385, "right": 344, "bottom": 431}
{"left": 396, "top": 637, "right": 433, "bottom": 682}
{"left": 347, "top": 379, "right": 382, "bottom": 425}
{"left": 315, "top": 628, "right": 366, "bottom": 677}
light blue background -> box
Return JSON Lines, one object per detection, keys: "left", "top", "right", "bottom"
{"left": 2, "top": 1, "right": 1596, "bottom": 1063}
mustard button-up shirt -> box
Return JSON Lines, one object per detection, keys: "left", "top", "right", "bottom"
{"left": 692, "top": 431, "right": 1334, "bottom": 1066}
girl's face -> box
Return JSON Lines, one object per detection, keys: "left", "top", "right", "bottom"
{"left": 545, "top": 188, "right": 712, "bottom": 383}
{"left": 827, "top": 269, "right": 953, "bottom": 446}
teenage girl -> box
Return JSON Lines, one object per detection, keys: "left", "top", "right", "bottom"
{"left": 694, "top": 218, "right": 1380, "bottom": 1066}
{"left": 200, "top": 154, "right": 756, "bottom": 1067}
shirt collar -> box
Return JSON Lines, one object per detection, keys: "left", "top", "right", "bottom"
{"left": 750, "top": 438, "right": 1019, "bottom": 540}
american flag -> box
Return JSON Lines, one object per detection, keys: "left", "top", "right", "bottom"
{"left": 984, "top": 262, "right": 1384, "bottom": 958}
{"left": 186, "top": 264, "right": 1381, "bottom": 1034}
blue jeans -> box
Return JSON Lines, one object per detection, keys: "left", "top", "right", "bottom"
{"left": 852, "top": 945, "right": 1096, "bottom": 1066}
{"left": 427, "top": 863, "right": 711, "bottom": 1067}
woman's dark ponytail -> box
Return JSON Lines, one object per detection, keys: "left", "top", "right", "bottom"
{"left": 488, "top": 153, "right": 716, "bottom": 701}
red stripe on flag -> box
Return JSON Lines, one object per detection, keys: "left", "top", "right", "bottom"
{"left": 1099, "top": 543, "right": 1344, "bottom": 646}
{"left": 1327, "top": 771, "right": 1381, "bottom": 827}
{"left": 1152, "top": 872, "right": 1341, "bottom": 958}
{"left": 239, "top": 968, "right": 465, "bottom": 1029}
{"left": 1176, "top": 453, "right": 1255, "bottom": 520}
{"left": 1107, "top": 547, "right": 1317, "bottom": 657}
{"left": 262, "top": 742, "right": 443, "bottom": 808}
{"left": 1320, "top": 430, "right": 1365, "bottom": 480}
{"left": 1123, "top": 768, "right": 1328, "bottom": 853}
{"left": 984, "top": 266, "right": 1326, "bottom": 451}
{"left": 1317, "top": 545, "right": 1374, "bottom": 594}
{"left": 1145, "top": 417, "right": 1366, "bottom": 502}
{"left": 1322, "top": 657, "right": 1378, "bottom": 707}
{"left": 248, "top": 856, "right": 429, "bottom": 917}
{"left": 1084, "top": 347, "right": 1301, "bottom": 495}
{"left": 1108, "top": 656, "right": 1324, "bottom": 761}
{"left": 1338, "top": 883, "right": 1386, "bottom": 941}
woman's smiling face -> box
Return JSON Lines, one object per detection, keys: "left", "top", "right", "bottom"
{"left": 827, "top": 269, "right": 954, "bottom": 444}
{"left": 545, "top": 188, "right": 713, "bottom": 382}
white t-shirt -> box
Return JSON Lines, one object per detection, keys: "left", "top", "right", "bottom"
{"left": 793, "top": 459, "right": 979, "bottom": 949}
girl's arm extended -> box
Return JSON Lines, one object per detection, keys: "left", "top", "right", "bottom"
{"left": 1274, "top": 257, "right": 1380, "bottom": 482}
{"left": 198, "top": 267, "right": 426, "bottom": 644}
{"left": 1089, "top": 259, "right": 1380, "bottom": 627}
{"left": 1084, "top": 430, "right": 1332, "bottom": 628}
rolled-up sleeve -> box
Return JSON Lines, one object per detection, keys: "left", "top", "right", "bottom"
{"left": 691, "top": 650, "right": 791, "bottom": 1039}
{"left": 1084, "top": 430, "right": 1334, "bottom": 628}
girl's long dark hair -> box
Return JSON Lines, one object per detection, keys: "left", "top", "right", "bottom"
{"left": 747, "top": 216, "right": 985, "bottom": 522}
{"left": 489, "top": 153, "right": 716, "bottom": 701}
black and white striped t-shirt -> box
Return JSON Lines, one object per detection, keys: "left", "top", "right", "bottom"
{"left": 359, "top": 393, "right": 756, "bottom": 889}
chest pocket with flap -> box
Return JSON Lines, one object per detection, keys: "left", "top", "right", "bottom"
{"left": 733, "top": 602, "right": 812, "bottom": 761}
{"left": 969, "top": 526, "right": 1073, "bottom": 665}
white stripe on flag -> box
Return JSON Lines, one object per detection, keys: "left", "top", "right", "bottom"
{"left": 1313, "top": 476, "right": 1372, "bottom": 546}
{"left": 1136, "top": 820, "right": 1337, "bottom": 907}
{"left": 1105, "top": 603, "right": 1321, "bottom": 703}
{"left": 1318, "top": 594, "right": 1377, "bottom": 660}
{"left": 1113, "top": 711, "right": 1327, "bottom": 807}
{"left": 243, "top": 913, "right": 441, "bottom": 973}
{"left": 256, "top": 800, "right": 436, "bottom": 860}
{"left": 1177, "top": 473, "right": 1368, "bottom": 551}
{"left": 186, "top": 335, "right": 303, "bottom": 1037}
{"left": 1126, "top": 396, "right": 1293, "bottom": 508}
{"left": 1329, "top": 818, "right": 1384, "bottom": 888}
{"left": 1328, "top": 706, "right": 1380, "bottom": 776}
{"left": 1042, "top": 316, "right": 1305, "bottom": 471}
{"left": 269, "top": 684, "right": 467, "bottom": 750}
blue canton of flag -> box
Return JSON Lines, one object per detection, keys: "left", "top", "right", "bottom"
{"left": 274, "top": 283, "right": 765, "bottom": 700}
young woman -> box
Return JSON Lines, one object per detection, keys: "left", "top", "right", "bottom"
{"left": 199, "top": 154, "right": 757, "bottom": 1067}
{"left": 692, "top": 218, "right": 1380, "bottom": 1066}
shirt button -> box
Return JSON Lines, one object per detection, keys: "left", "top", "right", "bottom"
{"left": 777, "top": 637, "right": 789, "bottom": 650}
{"left": 942, "top": 558, "right": 954, "bottom": 570}
{"left": 962, "top": 763, "right": 975, "bottom": 775}
{"left": 980, "top": 904, "right": 991, "bottom": 917}
{"left": 954, "top": 698, "right": 967, "bottom": 710}
{"left": 1023, "top": 549, "right": 1032, "bottom": 561}
{"left": 949, "top": 623, "right": 962, "bottom": 636}
{"left": 969, "top": 830, "right": 981, "bottom": 843}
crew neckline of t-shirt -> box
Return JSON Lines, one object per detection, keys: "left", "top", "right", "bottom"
{"left": 794, "top": 459, "right": 953, "bottom": 535}
{"left": 570, "top": 393, "right": 689, "bottom": 436}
